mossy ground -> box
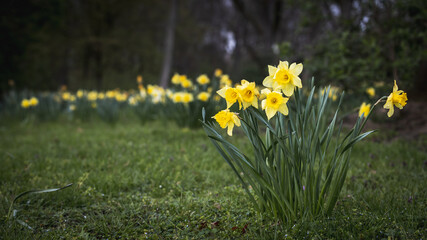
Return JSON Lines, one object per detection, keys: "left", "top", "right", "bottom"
{"left": 0, "top": 120, "right": 425, "bottom": 239}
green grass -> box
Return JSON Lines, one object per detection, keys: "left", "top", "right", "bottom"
{"left": 0, "top": 121, "right": 425, "bottom": 239}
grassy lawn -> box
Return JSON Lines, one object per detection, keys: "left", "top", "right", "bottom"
{"left": 0, "top": 121, "right": 426, "bottom": 239}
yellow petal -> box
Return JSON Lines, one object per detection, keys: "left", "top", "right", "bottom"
{"left": 241, "top": 79, "right": 249, "bottom": 85}
{"left": 272, "top": 82, "right": 280, "bottom": 91}
{"left": 278, "top": 103, "right": 289, "bottom": 116}
{"left": 393, "top": 80, "right": 398, "bottom": 92}
{"left": 383, "top": 95, "right": 393, "bottom": 109}
{"left": 226, "top": 100, "right": 234, "bottom": 109}
{"left": 263, "top": 76, "right": 273, "bottom": 88}
{"left": 387, "top": 106, "right": 394, "bottom": 117}
{"left": 261, "top": 88, "right": 271, "bottom": 95}
{"left": 268, "top": 65, "right": 277, "bottom": 76}
{"left": 227, "top": 123, "right": 234, "bottom": 136}
{"left": 283, "top": 84, "right": 294, "bottom": 96}
{"left": 292, "top": 76, "right": 302, "bottom": 88}
{"left": 232, "top": 115, "right": 241, "bottom": 126}
{"left": 278, "top": 61, "right": 289, "bottom": 70}
{"left": 217, "top": 87, "right": 228, "bottom": 98}
{"left": 266, "top": 107, "right": 277, "bottom": 120}
{"left": 242, "top": 101, "right": 250, "bottom": 109}
{"left": 252, "top": 98, "right": 258, "bottom": 109}
{"left": 261, "top": 99, "right": 266, "bottom": 110}
{"left": 291, "top": 63, "right": 303, "bottom": 76}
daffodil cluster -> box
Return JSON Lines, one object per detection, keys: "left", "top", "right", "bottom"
{"left": 213, "top": 60, "right": 303, "bottom": 136}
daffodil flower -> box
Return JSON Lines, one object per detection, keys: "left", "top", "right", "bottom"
{"left": 21, "top": 99, "right": 30, "bottom": 108}
{"left": 261, "top": 88, "right": 289, "bottom": 120}
{"left": 197, "top": 74, "right": 210, "bottom": 85}
{"left": 263, "top": 61, "right": 303, "bottom": 97}
{"left": 197, "top": 92, "right": 210, "bottom": 102}
{"left": 358, "top": 102, "right": 371, "bottom": 118}
{"left": 212, "top": 109, "right": 241, "bottom": 136}
{"left": 383, "top": 80, "right": 408, "bottom": 117}
{"left": 171, "top": 73, "right": 181, "bottom": 85}
{"left": 237, "top": 79, "right": 259, "bottom": 109}
{"left": 217, "top": 86, "right": 241, "bottom": 109}
{"left": 214, "top": 68, "right": 223, "bottom": 77}
{"left": 366, "top": 87, "right": 375, "bottom": 98}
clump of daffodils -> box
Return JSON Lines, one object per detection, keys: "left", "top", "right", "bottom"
{"left": 212, "top": 59, "right": 408, "bottom": 137}
{"left": 213, "top": 60, "right": 302, "bottom": 136}
{"left": 204, "top": 59, "right": 410, "bottom": 224}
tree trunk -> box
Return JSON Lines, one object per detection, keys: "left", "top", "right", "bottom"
{"left": 159, "top": 0, "right": 177, "bottom": 88}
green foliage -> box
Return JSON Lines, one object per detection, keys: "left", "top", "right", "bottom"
{"left": 95, "top": 98, "right": 121, "bottom": 125}
{"left": 132, "top": 98, "right": 162, "bottom": 125}
{"left": 304, "top": 0, "right": 426, "bottom": 92}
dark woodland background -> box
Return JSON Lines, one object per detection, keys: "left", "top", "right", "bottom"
{"left": 1, "top": 0, "right": 426, "bottom": 98}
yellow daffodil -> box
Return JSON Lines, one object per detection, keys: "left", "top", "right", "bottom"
{"left": 147, "top": 85, "right": 155, "bottom": 95}
{"left": 98, "top": 93, "right": 105, "bottom": 99}
{"left": 212, "top": 109, "right": 241, "bottom": 136}
{"left": 91, "top": 102, "right": 97, "bottom": 108}
{"left": 359, "top": 102, "right": 371, "bottom": 118}
{"left": 263, "top": 61, "right": 303, "bottom": 97}
{"left": 69, "top": 104, "right": 76, "bottom": 111}
{"left": 366, "top": 87, "right": 375, "bottom": 97}
{"left": 383, "top": 80, "right": 408, "bottom": 117}
{"left": 217, "top": 86, "right": 241, "bottom": 109}
{"left": 77, "top": 90, "right": 84, "bottom": 98}
{"left": 197, "top": 92, "right": 210, "bottom": 102}
{"left": 115, "top": 93, "right": 127, "bottom": 102}
{"left": 88, "top": 91, "right": 98, "bottom": 101}
{"left": 261, "top": 89, "right": 289, "bottom": 120}
{"left": 29, "top": 97, "right": 38, "bottom": 106}
{"left": 197, "top": 74, "right": 210, "bottom": 85}
{"left": 171, "top": 73, "right": 181, "bottom": 85}
{"left": 172, "top": 92, "right": 183, "bottom": 103}
{"left": 21, "top": 99, "right": 30, "bottom": 108}
{"left": 182, "top": 92, "right": 194, "bottom": 103}
{"left": 214, "top": 68, "right": 223, "bottom": 77}
{"left": 214, "top": 95, "right": 221, "bottom": 102}
{"left": 106, "top": 91, "right": 116, "bottom": 98}
{"left": 237, "top": 79, "right": 259, "bottom": 109}
{"left": 181, "top": 78, "right": 193, "bottom": 89}
{"left": 62, "top": 92, "right": 71, "bottom": 101}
